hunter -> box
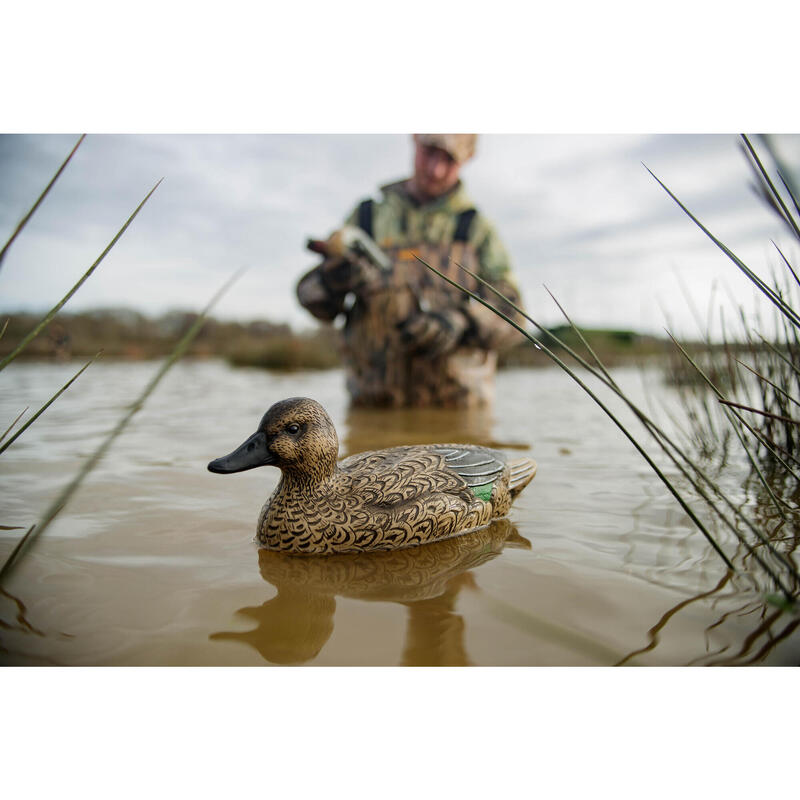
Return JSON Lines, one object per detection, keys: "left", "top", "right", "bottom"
{"left": 296, "top": 133, "right": 524, "bottom": 407}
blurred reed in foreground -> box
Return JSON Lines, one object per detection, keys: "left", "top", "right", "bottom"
{"left": 0, "top": 136, "right": 236, "bottom": 586}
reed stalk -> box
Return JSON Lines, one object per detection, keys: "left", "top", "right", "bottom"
{"left": 0, "top": 270, "right": 242, "bottom": 587}
{"left": 0, "top": 352, "right": 102, "bottom": 457}
{"left": 416, "top": 255, "right": 741, "bottom": 575}
{"left": 0, "top": 135, "right": 85, "bottom": 272}
{"left": 421, "top": 134, "right": 800, "bottom": 602}
{"left": 652, "top": 135, "right": 800, "bottom": 474}
{"left": 644, "top": 159, "right": 800, "bottom": 329}
{"left": 426, "top": 257, "right": 800, "bottom": 598}
{"left": 0, "top": 177, "right": 163, "bottom": 372}
{"left": 459, "top": 261, "right": 797, "bottom": 570}
{"left": 0, "top": 407, "right": 28, "bottom": 444}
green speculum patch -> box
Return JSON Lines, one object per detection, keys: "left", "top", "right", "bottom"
{"left": 470, "top": 482, "right": 494, "bottom": 502}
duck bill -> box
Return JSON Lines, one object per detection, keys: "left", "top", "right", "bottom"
{"left": 207, "top": 431, "right": 275, "bottom": 474}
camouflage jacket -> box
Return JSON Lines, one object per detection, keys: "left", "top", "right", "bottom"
{"left": 297, "top": 179, "right": 524, "bottom": 407}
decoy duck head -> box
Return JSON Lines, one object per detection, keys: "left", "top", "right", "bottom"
{"left": 208, "top": 397, "right": 339, "bottom": 481}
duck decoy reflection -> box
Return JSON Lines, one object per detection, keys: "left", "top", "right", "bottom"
{"left": 209, "top": 518, "right": 530, "bottom": 665}
{"left": 208, "top": 397, "right": 536, "bottom": 555}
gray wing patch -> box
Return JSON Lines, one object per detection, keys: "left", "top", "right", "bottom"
{"left": 433, "top": 446, "right": 506, "bottom": 488}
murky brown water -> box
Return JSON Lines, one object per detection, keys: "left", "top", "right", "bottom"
{"left": 1, "top": 360, "right": 797, "bottom": 665}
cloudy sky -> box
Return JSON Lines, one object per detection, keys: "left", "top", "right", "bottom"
{"left": 1, "top": 133, "right": 798, "bottom": 338}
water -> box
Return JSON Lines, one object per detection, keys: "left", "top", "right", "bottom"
{"left": 1, "top": 359, "right": 797, "bottom": 665}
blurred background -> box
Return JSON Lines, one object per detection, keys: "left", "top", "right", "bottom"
{"left": 1, "top": 133, "right": 798, "bottom": 344}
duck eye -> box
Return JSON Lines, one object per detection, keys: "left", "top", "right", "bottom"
{"left": 286, "top": 423, "right": 300, "bottom": 435}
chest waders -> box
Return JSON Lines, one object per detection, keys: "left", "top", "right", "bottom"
{"left": 341, "top": 199, "right": 492, "bottom": 407}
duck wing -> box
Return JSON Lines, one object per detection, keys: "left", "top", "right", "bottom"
{"left": 338, "top": 445, "right": 484, "bottom": 507}
{"left": 433, "top": 445, "right": 536, "bottom": 506}
{"left": 339, "top": 444, "right": 533, "bottom": 509}
{"left": 429, "top": 446, "right": 507, "bottom": 490}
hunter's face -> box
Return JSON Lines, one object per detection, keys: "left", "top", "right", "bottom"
{"left": 413, "top": 143, "right": 461, "bottom": 200}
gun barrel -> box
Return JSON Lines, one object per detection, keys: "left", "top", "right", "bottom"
{"left": 336, "top": 226, "right": 392, "bottom": 272}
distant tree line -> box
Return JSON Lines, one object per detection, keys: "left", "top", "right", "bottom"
{"left": 0, "top": 309, "right": 341, "bottom": 370}
{"left": 2, "top": 308, "right": 728, "bottom": 371}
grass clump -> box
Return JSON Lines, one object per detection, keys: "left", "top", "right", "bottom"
{"left": 650, "top": 135, "right": 799, "bottom": 476}
{"left": 500, "top": 325, "right": 666, "bottom": 368}
{"left": 420, "top": 134, "right": 800, "bottom": 607}
{"left": 226, "top": 328, "right": 341, "bottom": 370}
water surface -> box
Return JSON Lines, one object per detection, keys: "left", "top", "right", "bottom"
{"left": 1, "top": 360, "right": 797, "bottom": 665}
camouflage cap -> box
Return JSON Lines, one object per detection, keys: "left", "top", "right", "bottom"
{"left": 413, "top": 134, "right": 477, "bottom": 163}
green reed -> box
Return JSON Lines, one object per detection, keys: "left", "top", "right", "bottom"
{"left": 0, "top": 136, "right": 161, "bottom": 457}
{"left": 0, "top": 177, "right": 163, "bottom": 372}
{"left": 0, "top": 352, "right": 103, "bottom": 456}
{"left": 0, "top": 135, "right": 85, "bottom": 272}
{"left": 420, "top": 256, "right": 797, "bottom": 600}
{"left": 0, "top": 136, "right": 238, "bottom": 587}
{"left": 0, "top": 270, "right": 240, "bottom": 586}
{"left": 418, "top": 135, "right": 800, "bottom": 603}
{"left": 656, "top": 136, "right": 799, "bottom": 478}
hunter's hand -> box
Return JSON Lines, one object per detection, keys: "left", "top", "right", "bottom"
{"left": 397, "top": 309, "right": 468, "bottom": 358}
{"left": 317, "top": 252, "right": 382, "bottom": 295}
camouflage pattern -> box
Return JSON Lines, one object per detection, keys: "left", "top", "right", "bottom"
{"left": 414, "top": 133, "right": 477, "bottom": 163}
{"left": 297, "top": 179, "right": 524, "bottom": 408}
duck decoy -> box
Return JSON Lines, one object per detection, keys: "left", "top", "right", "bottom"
{"left": 208, "top": 397, "right": 536, "bottom": 555}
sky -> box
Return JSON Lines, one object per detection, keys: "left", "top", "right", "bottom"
{"left": 1, "top": 133, "right": 798, "bottom": 339}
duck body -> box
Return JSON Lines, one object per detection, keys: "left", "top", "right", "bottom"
{"left": 209, "top": 398, "right": 536, "bottom": 555}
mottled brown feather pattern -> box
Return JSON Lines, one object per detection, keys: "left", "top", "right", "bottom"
{"left": 216, "top": 398, "right": 535, "bottom": 555}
